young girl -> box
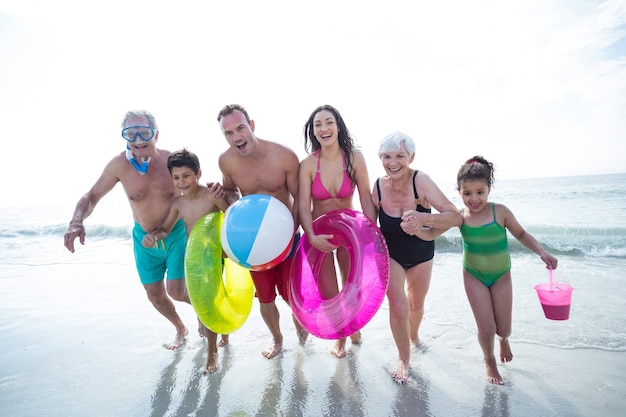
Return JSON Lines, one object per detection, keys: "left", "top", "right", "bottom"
{"left": 414, "top": 155, "right": 558, "bottom": 384}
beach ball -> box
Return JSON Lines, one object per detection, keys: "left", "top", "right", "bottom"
{"left": 221, "top": 194, "right": 295, "bottom": 271}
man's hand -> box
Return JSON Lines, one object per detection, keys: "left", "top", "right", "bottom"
{"left": 64, "top": 223, "right": 86, "bottom": 253}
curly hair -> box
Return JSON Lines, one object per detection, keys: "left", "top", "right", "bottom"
{"left": 456, "top": 155, "right": 496, "bottom": 190}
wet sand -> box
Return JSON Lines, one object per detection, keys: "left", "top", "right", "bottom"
{"left": 1, "top": 261, "right": 624, "bottom": 417}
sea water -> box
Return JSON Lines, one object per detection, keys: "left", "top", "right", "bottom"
{"left": 431, "top": 173, "right": 626, "bottom": 351}
{"left": 1, "top": 173, "right": 625, "bottom": 353}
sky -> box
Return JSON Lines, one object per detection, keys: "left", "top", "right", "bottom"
{"left": 1, "top": 0, "right": 625, "bottom": 208}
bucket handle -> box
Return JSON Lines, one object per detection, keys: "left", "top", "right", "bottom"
{"left": 549, "top": 268, "right": 554, "bottom": 290}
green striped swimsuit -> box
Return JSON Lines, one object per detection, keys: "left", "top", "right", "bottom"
{"left": 460, "top": 203, "right": 511, "bottom": 287}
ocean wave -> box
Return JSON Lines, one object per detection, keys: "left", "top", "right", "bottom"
{"left": 515, "top": 338, "right": 626, "bottom": 352}
{"left": 0, "top": 224, "right": 132, "bottom": 240}
{"left": 2, "top": 223, "right": 625, "bottom": 258}
{"left": 432, "top": 226, "right": 626, "bottom": 259}
{"left": 424, "top": 316, "right": 626, "bottom": 351}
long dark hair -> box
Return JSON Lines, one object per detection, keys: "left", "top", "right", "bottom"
{"left": 303, "top": 104, "right": 357, "bottom": 183}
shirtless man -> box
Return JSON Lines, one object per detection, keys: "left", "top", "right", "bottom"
{"left": 64, "top": 110, "right": 190, "bottom": 350}
{"left": 217, "top": 104, "right": 307, "bottom": 359}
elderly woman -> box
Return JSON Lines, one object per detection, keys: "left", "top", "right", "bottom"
{"left": 371, "top": 131, "right": 461, "bottom": 382}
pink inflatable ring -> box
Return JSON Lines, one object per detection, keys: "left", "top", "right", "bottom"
{"left": 290, "top": 209, "right": 390, "bottom": 339}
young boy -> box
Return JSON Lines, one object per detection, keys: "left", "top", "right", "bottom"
{"left": 142, "top": 149, "right": 230, "bottom": 373}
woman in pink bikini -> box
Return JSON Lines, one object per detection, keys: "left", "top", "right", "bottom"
{"left": 298, "top": 104, "right": 377, "bottom": 358}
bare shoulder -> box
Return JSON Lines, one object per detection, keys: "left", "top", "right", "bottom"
{"left": 414, "top": 169, "right": 434, "bottom": 183}
{"left": 198, "top": 185, "right": 220, "bottom": 205}
{"left": 218, "top": 148, "right": 237, "bottom": 172}
{"left": 299, "top": 153, "right": 317, "bottom": 171}
{"left": 350, "top": 150, "right": 366, "bottom": 166}
{"left": 415, "top": 170, "right": 451, "bottom": 209}
{"left": 374, "top": 175, "right": 390, "bottom": 193}
{"left": 494, "top": 202, "right": 514, "bottom": 218}
{"left": 267, "top": 140, "right": 298, "bottom": 160}
{"left": 171, "top": 194, "right": 185, "bottom": 210}
{"left": 108, "top": 151, "right": 128, "bottom": 166}
{"left": 218, "top": 146, "right": 234, "bottom": 160}
{"left": 373, "top": 175, "right": 387, "bottom": 199}
{"left": 377, "top": 175, "right": 390, "bottom": 187}
{"left": 413, "top": 170, "right": 437, "bottom": 193}
{"left": 103, "top": 152, "right": 131, "bottom": 177}
{"left": 493, "top": 203, "right": 521, "bottom": 231}
{"left": 262, "top": 140, "right": 299, "bottom": 172}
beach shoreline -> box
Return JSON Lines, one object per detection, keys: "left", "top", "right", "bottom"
{"left": 1, "top": 260, "right": 624, "bottom": 417}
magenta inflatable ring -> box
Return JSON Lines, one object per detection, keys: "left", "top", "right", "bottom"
{"left": 290, "top": 209, "right": 390, "bottom": 339}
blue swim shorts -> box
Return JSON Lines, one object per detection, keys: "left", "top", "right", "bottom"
{"left": 133, "top": 219, "right": 186, "bottom": 285}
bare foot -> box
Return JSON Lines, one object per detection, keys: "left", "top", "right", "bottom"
{"left": 499, "top": 338, "right": 513, "bottom": 363}
{"left": 197, "top": 318, "right": 207, "bottom": 338}
{"left": 262, "top": 341, "right": 283, "bottom": 359}
{"left": 412, "top": 342, "right": 429, "bottom": 354}
{"left": 292, "top": 315, "right": 309, "bottom": 344}
{"left": 330, "top": 339, "right": 347, "bottom": 358}
{"left": 167, "top": 327, "right": 189, "bottom": 350}
{"left": 203, "top": 350, "right": 219, "bottom": 374}
{"left": 218, "top": 334, "right": 229, "bottom": 348}
{"left": 392, "top": 359, "right": 410, "bottom": 383}
{"left": 411, "top": 336, "right": 420, "bottom": 349}
{"left": 350, "top": 331, "right": 362, "bottom": 345}
{"left": 485, "top": 358, "right": 504, "bottom": 385}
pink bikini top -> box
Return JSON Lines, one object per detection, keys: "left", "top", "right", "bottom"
{"left": 311, "top": 151, "right": 354, "bottom": 200}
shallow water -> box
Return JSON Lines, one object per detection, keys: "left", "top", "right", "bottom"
{"left": 1, "top": 174, "right": 625, "bottom": 416}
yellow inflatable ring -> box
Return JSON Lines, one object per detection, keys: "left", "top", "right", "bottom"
{"left": 185, "top": 212, "right": 254, "bottom": 334}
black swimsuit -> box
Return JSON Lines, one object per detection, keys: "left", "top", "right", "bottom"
{"left": 376, "top": 171, "right": 435, "bottom": 270}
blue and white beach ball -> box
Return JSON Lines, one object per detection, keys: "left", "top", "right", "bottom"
{"left": 221, "top": 194, "right": 295, "bottom": 271}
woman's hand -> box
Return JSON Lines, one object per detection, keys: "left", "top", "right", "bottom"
{"left": 400, "top": 210, "right": 428, "bottom": 236}
{"left": 308, "top": 233, "right": 338, "bottom": 253}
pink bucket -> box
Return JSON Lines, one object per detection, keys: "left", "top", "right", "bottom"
{"left": 534, "top": 283, "right": 574, "bottom": 320}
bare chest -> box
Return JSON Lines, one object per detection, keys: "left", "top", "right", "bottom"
{"left": 179, "top": 199, "right": 220, "bottom": 231}
{"left": 381, "top": 184, "right": 419, "bottom": 217}
{"left": 232, "top": 166, "right": 287, "bottom": 196}
{"left": 120, "top": 166, "right": 178, "bottom": 204}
